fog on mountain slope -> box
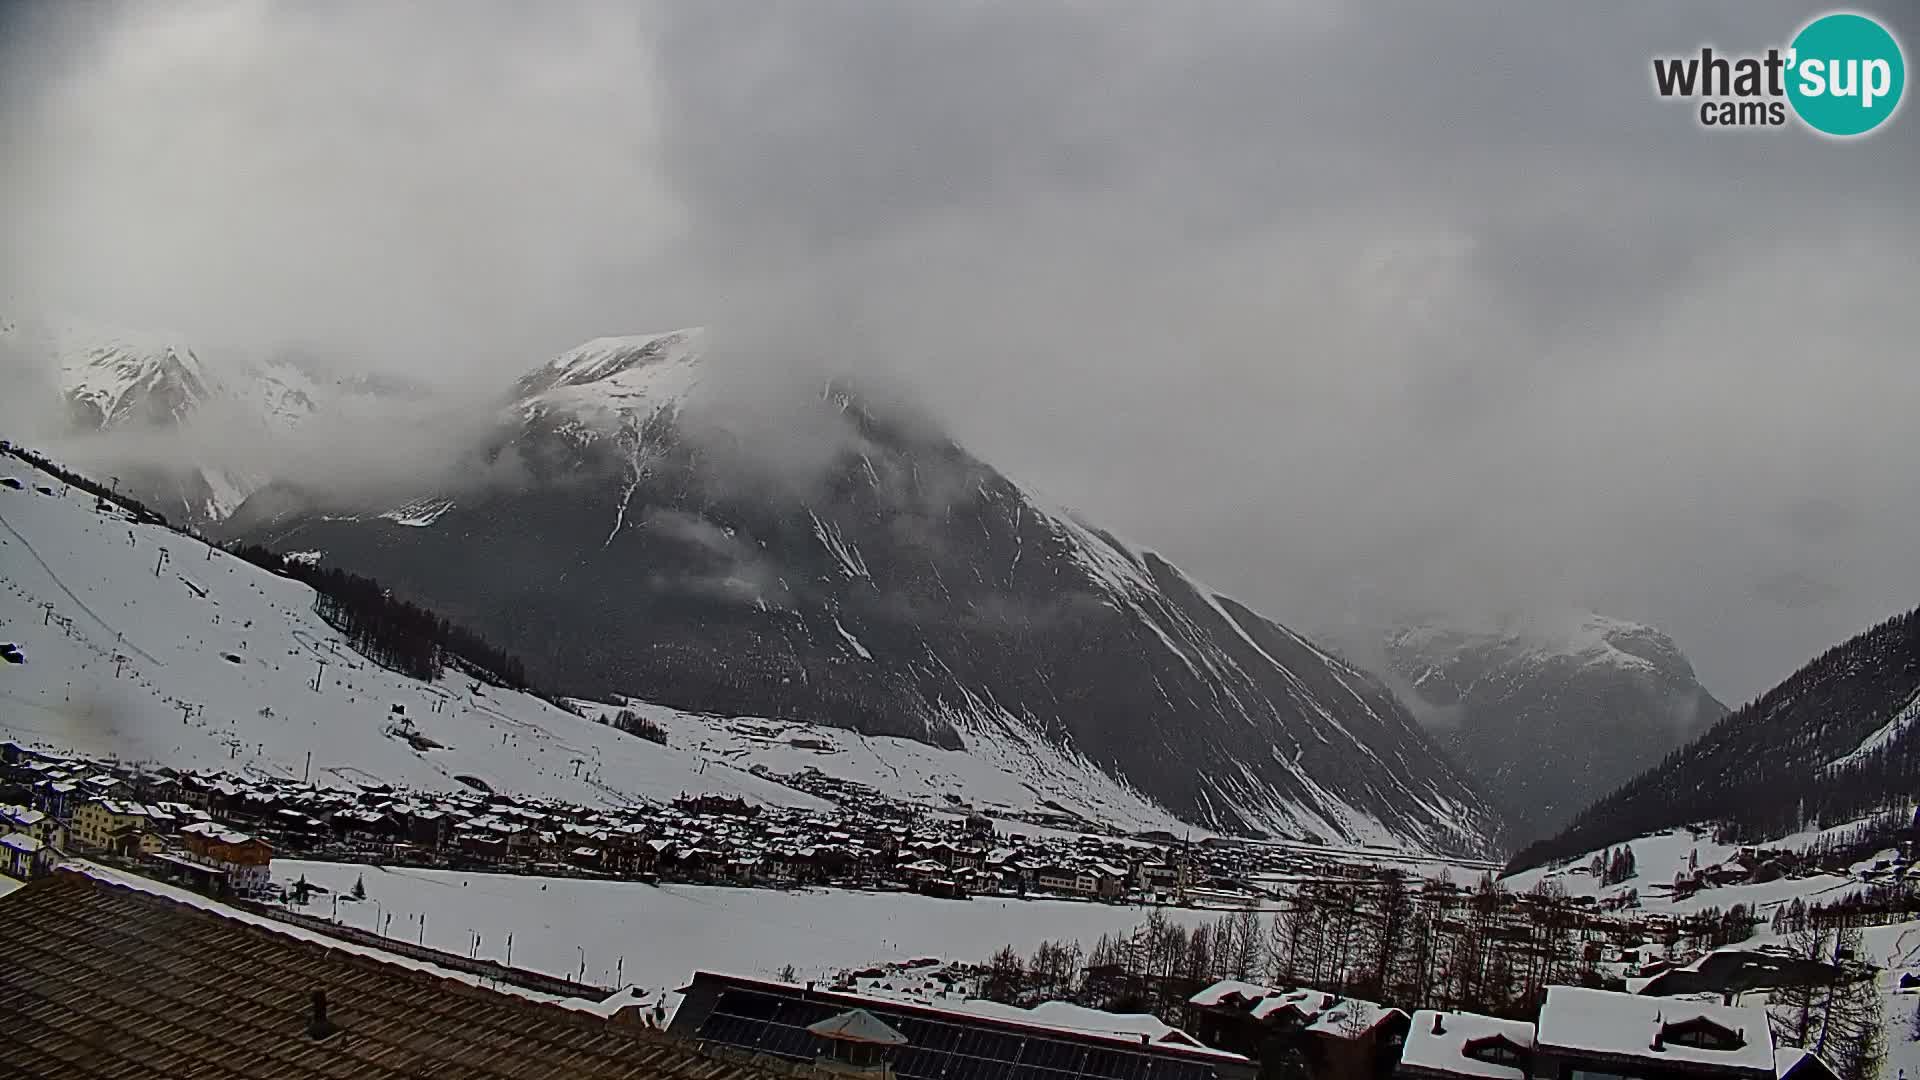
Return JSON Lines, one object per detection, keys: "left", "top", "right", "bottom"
{"left": 1375, "top": 611, "right": 1726, "bottom": 844}
{"left": 0, "top": 315, "right": 515, "bottom": 529}
{"left": 227, "top": 330, "right": 1504, "bottom": 857}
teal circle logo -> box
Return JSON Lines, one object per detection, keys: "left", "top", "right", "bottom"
{"left": 1787, "top": 12, "right": 1905, "bottom": 136}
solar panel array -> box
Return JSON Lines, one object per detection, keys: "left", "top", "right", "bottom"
{"left": 694, "top": 989, "right": 1224, "bottom": 1080}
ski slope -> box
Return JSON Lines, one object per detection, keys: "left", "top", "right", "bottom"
{"left": 0, "top": 448, "right": 1189, "bottom": 828}
{"left": 578, "top": 703, "right": 1191, "bottom": 833}
{"left": 0, "top": 454, "right": 825, "bottom": 810}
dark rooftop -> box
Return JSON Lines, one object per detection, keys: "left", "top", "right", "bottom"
{"left": 0, "top": 867, "right": 781, "bottom": 1079}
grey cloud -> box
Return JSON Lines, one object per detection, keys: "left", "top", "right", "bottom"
{"left": 4, "top": 1, "right": 1919, "bottom": 703}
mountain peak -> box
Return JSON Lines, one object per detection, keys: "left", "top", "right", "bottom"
{"left": 514, "top": 328, "right": 707, "bottom": 402}
{"left": 57, "top": 332, "right": 215, "bottom": 430}
{"left": 1380, "top": 609, "right": 1725, "bottom": 844}
{"left": 1388, "top": 610, "right": 1689, "bottom": 681}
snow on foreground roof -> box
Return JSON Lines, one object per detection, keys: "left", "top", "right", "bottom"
{"left": 51, "top": 860, "right": 629, "bottom": 1011}
{"left": 1401, "top": 1010, "right": 1535, "bottom": 1080}
{"left": 809, "top": 1008, "right": 909, "bottom": 1045}
{"left": 742, "top": 973, "right": 1247, "bottom": 1061}
{"left": 1536, "top": 986, "right": 1774, "bottom": 1074}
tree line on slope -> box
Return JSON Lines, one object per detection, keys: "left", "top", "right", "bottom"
{"left": 1508, "top": 605, "right": 1920, "bottom": 875}
{"left": 221, "top": 542, "right": 551, "bottom": 701}
{"left": 3, "top": 441, "right": 548, "bottom": 697}
{"left": 0, "top": 442, "right": 174, "bottom": 529}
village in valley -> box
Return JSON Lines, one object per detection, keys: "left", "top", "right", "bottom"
{"left": 3, "top": 439, "right": 1920, "bottom": 1079}
{"left": 5, "top": 726, "right": 1920, "bottom": 1080}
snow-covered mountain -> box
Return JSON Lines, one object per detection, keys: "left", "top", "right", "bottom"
{"left": 1380, "top": 613, "right": 1726, "bottom": 844}
{"left": 231, "top": 331, "right": 1503, "bottom": 857}
{"left": 0, "top": 443, "right": 1201, "bottom": 828}
{"left": 1509, "top": 603, "right": 1920, "bottom": 874}
{"left": 0, "top": 317, "right": 407, "bottom": 528}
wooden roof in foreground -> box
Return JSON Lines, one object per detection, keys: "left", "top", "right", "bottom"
{"left": 0, "top": 867, "right": 782, "bottom": 1079}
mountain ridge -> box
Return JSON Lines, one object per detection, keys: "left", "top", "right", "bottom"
{"left": 1507, "top": 603, "right": 1920, "bottom": 873}
{"left": 1378, "top": 611, "right": 1726, "bottom": 845}
{"left": 229, "top": 330, "right": 1504, "bottom": 857}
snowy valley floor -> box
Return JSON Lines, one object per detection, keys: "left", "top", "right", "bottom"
{"left": 273, "top": 859, "right": 1212, "bottom": 1005}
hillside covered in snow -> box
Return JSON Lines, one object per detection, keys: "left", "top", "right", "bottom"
{"left": 0, "top": 443, "right": 1216, "bottom": 830}
{"left": 232, "top": 330, "right": 1503, "bottom": 857}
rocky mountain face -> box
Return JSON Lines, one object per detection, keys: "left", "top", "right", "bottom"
{"left": 1509, "top": 605, "right": 1920, "bottom": 873}
{"left": 1381, "top": 614, "right": 1726, "bottom": 844}
{"left": 228, "top": 330, "right": 1503, "bottom": 855}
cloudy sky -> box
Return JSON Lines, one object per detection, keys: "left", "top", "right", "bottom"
{"left": 2, "top": 1, "right": 1916, "bottom": 702}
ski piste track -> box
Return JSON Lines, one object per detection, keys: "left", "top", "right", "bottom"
{"left": 0, "top": 502, "right": 164, "bottom": 667}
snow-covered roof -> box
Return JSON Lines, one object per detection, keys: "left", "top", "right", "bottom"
{"left": 1773, "top": 1046, "right": 1838, "bottom": 1080}
{"left": 808, "top": 1008, "right": 909, "bottom": 1046}
{"left": 180, "top": 820, "right": 257, "bottom": 845}
{"left": 1189, "top": 979, "right": 1276, "bottom": 1007}
{"left": 2, "top": 832, "right": 46, "bottom": 853}
{"left": 1303, "top": 998, "right": 1402, "bottom": 1039}
{"left": 848, "top": 988, "right": 1246, "bottom": 1060}
{"left": 1535, "top": 986, "right": 1773, "bottom": 1074}
{"left": 1251, "top": 989, "right": 1334, "bottom": 1021}
{"left": 1401, "top": 1011, "right": 1535, "bottom": 1080}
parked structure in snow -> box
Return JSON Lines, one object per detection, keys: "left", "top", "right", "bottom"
{"left": 809, "top": 1008, "right": 909, "bottom": 1080}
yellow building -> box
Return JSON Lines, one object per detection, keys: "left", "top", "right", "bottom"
{"left": 71, "top": 800, "right": 161, "bottom": 855}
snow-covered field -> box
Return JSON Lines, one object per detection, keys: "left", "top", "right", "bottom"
{"left": 0, "top": 454, "right": 1191, "bottom": 831}
{"left": 274, "top": 859, "right": 1198, "bottom": 1001}
{"left": 1503, "top": 824, "right": 1877, "bottom": 918}
{"left": 579, "top": 703, "right": 1189, "bottom": 833}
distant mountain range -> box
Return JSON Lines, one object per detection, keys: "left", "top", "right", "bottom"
{"left": 1379, "top": 613, "right": 1726, "bottom": 844}
{"left": 1509, "top": 603, "right": 1920, "bottom": 873}
{"left": 0, "top": 316, "right": 416, "bottom": 528}
{"left": 3, "top": 317, "right": 1513, "bottom": 854}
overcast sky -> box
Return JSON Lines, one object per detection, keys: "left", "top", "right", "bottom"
{"left": 3, "top": 1, "right": 1916, "bottom": 703}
